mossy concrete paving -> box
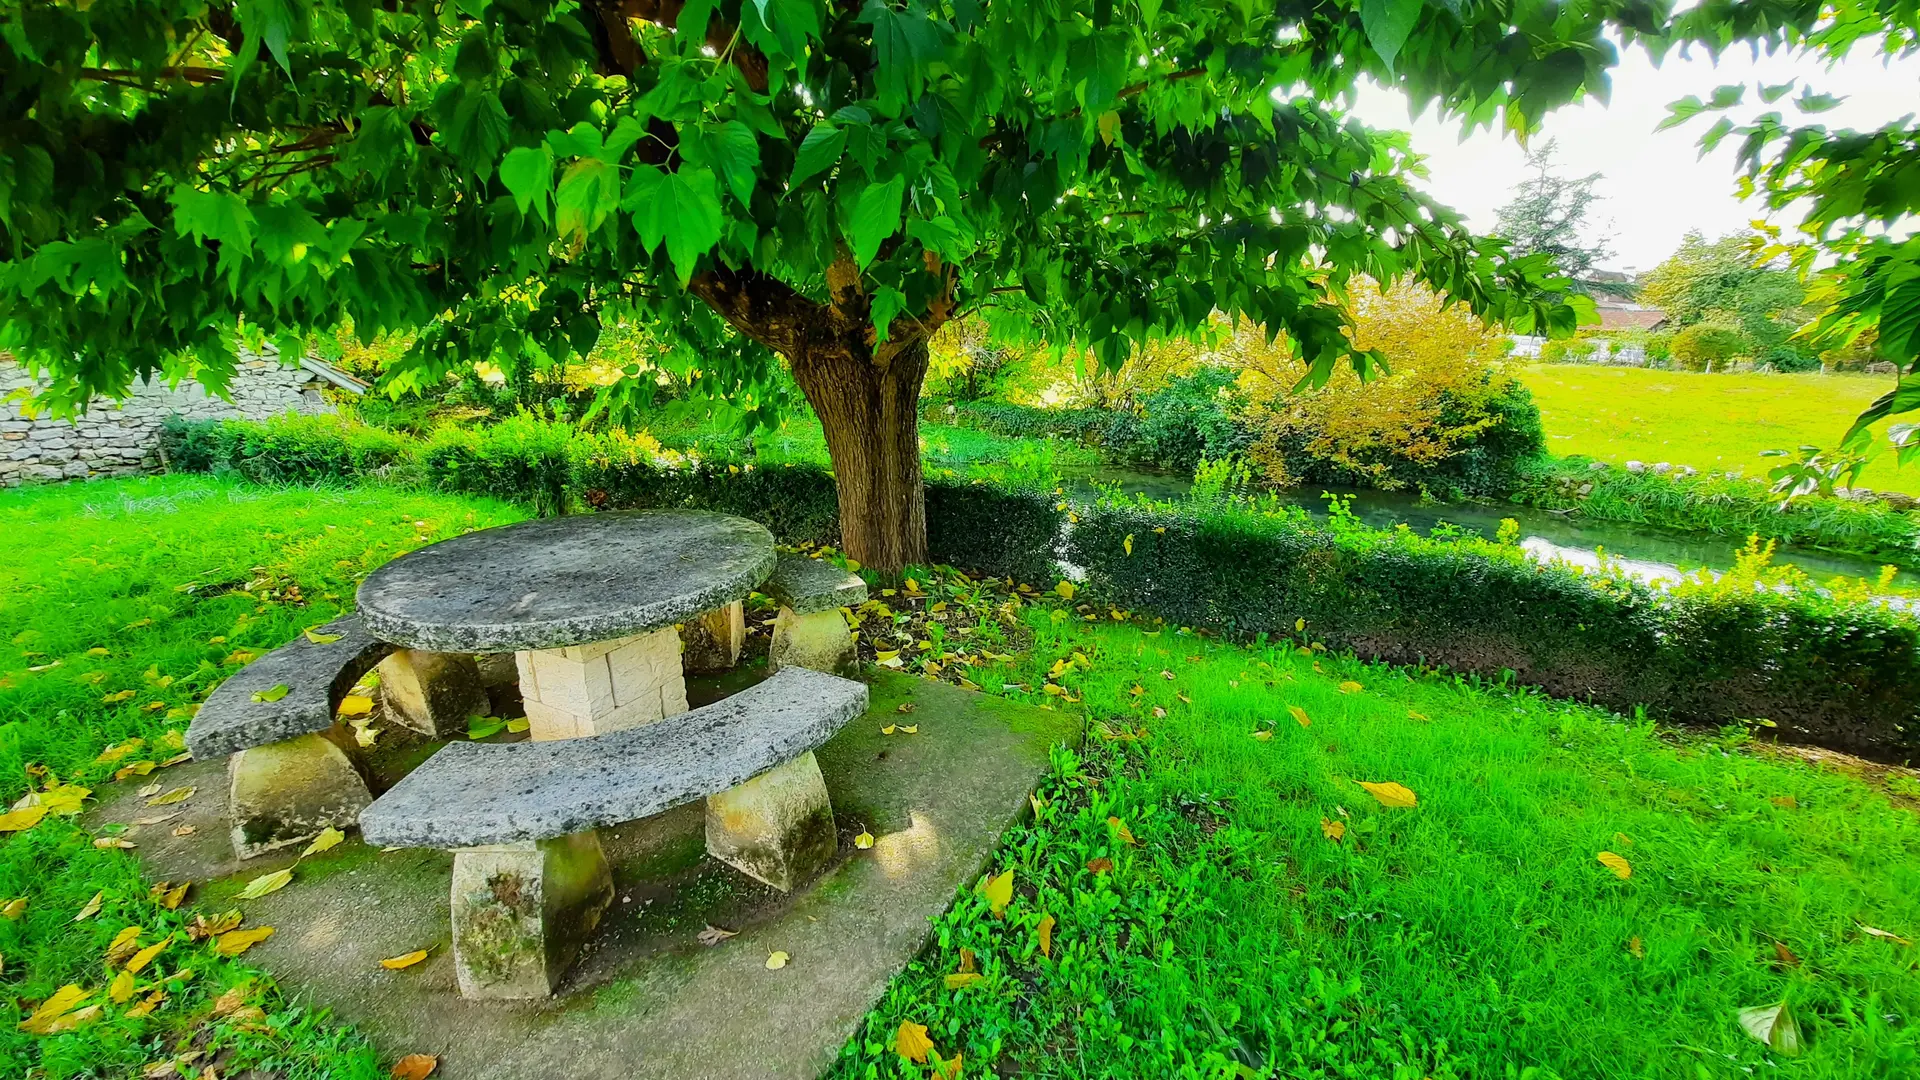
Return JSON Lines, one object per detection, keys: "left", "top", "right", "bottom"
{"left": 90, "top": 670, "right": 1078, "bottom": 1079}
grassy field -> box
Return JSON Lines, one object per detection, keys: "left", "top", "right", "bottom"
{"left": 5, "top": 477, "right": 1919, "bottom": 1078}
{"left": 1518, "top": 365, "right": 1920, "bottom": 495}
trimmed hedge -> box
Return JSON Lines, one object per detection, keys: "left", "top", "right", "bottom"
{"left": 1067, "top": 501, "right": 1919, "bottom": 760}
{"left": 162, "top": 414, "right": 1920, "bottom": 760}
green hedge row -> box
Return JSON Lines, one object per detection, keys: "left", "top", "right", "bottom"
{"left": 1508, "top": 457, "right": 1920, "bottom": 565}
{"left": 1067, "top": 501, "right": 1919, "bottom": 760}
{"left": 161, "top": 415, "right": 1064, "bottom": 585}
{"left": 162, "top": 414, "right": 1920, "bottom": 760}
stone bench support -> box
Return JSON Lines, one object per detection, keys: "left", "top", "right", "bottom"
{"left": 228, "top": 732, "right": 372, "bottom": 860}
{"left": 450, "top": 831, "right": 614, "bottom": 999}
{"left": 705, "top": 750, "right": 837, "bottom": 893}
{"left": 762, "top": 554, "right": 867, "bottom": 677}
{"left": 515, "top": 626, "right": 689, "bottom": 741}
{"left": 377, "top": 649, "right": 489, "bottom": 738}
{"left": 680, "top": 600, "right": 746, "bottom": 675}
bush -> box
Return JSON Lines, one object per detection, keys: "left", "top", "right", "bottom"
{"left": 1068, "top": 498, "right": 1920, "bottom": 759}
{"left": 1670, "top": 323, "right": 1749, "bottom": 370}
{"left": 160, "top": 414, "right": 409, "bottom": 484}
{"left": 1538, "top": 337, "right": 1598, "bottom": 364}
{"left": 417, "top": 414, "right": 576, "bottom": 517}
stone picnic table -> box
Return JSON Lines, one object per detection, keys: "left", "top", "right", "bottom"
{"left": 357, "top": 509, "right": 778, "bottom": 740}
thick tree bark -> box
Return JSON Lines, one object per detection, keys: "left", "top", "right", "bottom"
{"left": 688, "top": 266, "right": 939, "bottom": 576}
{"left": 788, "top": 337, "right": 931, "bottom": 576}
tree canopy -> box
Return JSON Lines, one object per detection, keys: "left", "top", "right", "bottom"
{"left": 2, "top": 0, "right": 1915, "bottom": 567}
{"left": 1492, "top": 139, "right": 1614, "bottom": 286}
{"left": 1641, "top": 231, "right": 1814, "bottom": 369}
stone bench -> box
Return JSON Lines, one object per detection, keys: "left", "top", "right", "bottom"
{"left": 186, "top": 615, "right": 491, "bottom": 859}
{"left": 186, "top": 615, "right": 394, "bottom": 859}
{"left": 359, "top": 665, "right": 869, "bottom": 998}
{"left": 761, "top": 553, "right": 866, "bottom": 675}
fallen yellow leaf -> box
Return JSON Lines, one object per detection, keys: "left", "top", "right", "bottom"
{"left": 1249, "top": 729, "right": 1273, "bottom": 741}
{"left": 1320, "top": 818, "right": 1346, "bottom": 842}
{"left": 72, "top": 892, "right": 103, "bottom": 922}
{"left": 391, "top": 1053, "right": 438, "bottom": 1080}
{"left": 126, "top": 936, "right": 171, "bottom": 974}
{"left": 1597, "top": 851, "right": 1633, "bottom": 879}
{"left": 1123, "top": 534, "right": 1134, "bottom": 556}
{"left": 107, "top": 926, "right": 143, "bottom": 963}
{"left": 982, "top": 868, "right": 1014, "bottom": 914}
{"left": 302, "top": 827, "right": 345, "bottom": 858}
{"left": 0, "top": 805, "right": 49, "bottom": 832}
{"left": 380, "top": 949, "right": 431, "bottom": 970}
{"left": 235, "top": 868, "right": 293, "bottom": 900}
{"left": 339, "top": 695, "right": 374, "bottom": 717}
{"left": 1357, "top": 781, "right": 1418, "bottom": 808}
{"left": 1038, "top": 913, "right": 1056, "bottom": 958}
{"left": 1054, "top": 581, "right": 1076, "bottom": 600}
{"left": 1338, "top": 681, "right": 1363, "bottom": 694}
{"left": 1628, "top": 936, "right": 1645, "bottom": 958}
{"left": 94, "top": 837, "right": 136, "bottom": 850}
{"left": 895, "top": 1020, "right": 935, "bottom": 1063}
{"left": 303, "top": 627, "right": 343, "bottom": 645}
{"left": 214, "top": 926, "right": 275, "bottom": 956}
{"left": 16, "top": 984, "right": 89, "bottom": 1034}
{"left": 109, "top": 969, "right": 137, "bottom": 1004}
{"left": 1108, "top": 817, "right": 1137, "bottom": 845}
{"left": 2, "top": 896, "right": 26, "bottom": 920}
{"left": 1288, "top": 705, "right": 1310, "bottom": 728}
{"left": 944, "top": 972, "right": 985, "bottom": 990}
{"left": 765, "top": 950, "right": 789, "bottom": 970}
{"left": 854, "top": 830, "right": 875, "bottom": 850}
{"left": 1860, "top": 924, "right": 1913, "bottom": 946}
{"left": 1407, "top": 710, "right": 1430, "bottom": 722}
{"left": 146, "top": 786, "right": 195, "bottom": 807}
{"left": 125, "top": 988, "right": 166, "bottom": 1018}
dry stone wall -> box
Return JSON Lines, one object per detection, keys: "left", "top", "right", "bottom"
{"left": 1, "top": 352, "right": 333, "bottom": 486}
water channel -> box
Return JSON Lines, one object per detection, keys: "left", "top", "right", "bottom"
{"left": 1058, "top": 464, "right": 1920, "bottom": 591}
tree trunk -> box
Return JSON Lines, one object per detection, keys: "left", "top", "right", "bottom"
{"left": 787, "top": 336, "right": 931, "bottom": 577}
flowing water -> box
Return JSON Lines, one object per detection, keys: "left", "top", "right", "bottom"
{"left": 1058, "top": 464, "right": 1920, "bottom": 591}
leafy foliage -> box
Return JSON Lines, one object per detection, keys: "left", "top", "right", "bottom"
{"left": 1641, "top": 231, "right": 1816, "bottom": 371}
{"left": 1491, "top": 138, "right": 1615, "bottom": 284}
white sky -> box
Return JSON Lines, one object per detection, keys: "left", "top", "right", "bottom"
{"left": 1348, "top": 41, "right": 1920, "bottom": 275}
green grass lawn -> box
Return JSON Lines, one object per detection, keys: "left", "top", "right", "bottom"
{"left": 648, "top": 410, "right": 1103, "bottom": 480}
{"left": 5, "top": 477, "right": 1918, "bottom": 1079}
{"left": 1519, "top": 365, "right": 1920, "bottom": 495}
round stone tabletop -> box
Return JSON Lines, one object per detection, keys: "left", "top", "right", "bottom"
{"left": 356, "top": 510, "right": 777, "bottom": 652}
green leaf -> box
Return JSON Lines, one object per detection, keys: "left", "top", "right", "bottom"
{"left": 1360, "top": 0, "right": 1422, "bottom": 73}
{"left": 499, "top": 146, "right": 556, "bottom": 222}
{"left": 251, "top": 684, "right": 291, "bottom": 703}
{"left": 555, "top": 157, "right": 622, "bottom": 241}
{"left": 791, "top": 123, "right": 847, "bottom": 187}
{"left": 624, "top": 165, "right": 723, "bottom": 286}
{"left": 467, "top": 715, "right": 508, "bottom": 740}
{"left": 170, "top": 187, "right": 256, "bottom": 251}
{"left": 1656, "top": 96, "right": 1704, "bottom": 132}
{"left": 443, "top": 87, "right": 512, "bottom": 176}
{"left": 850, "top": 174, "right": 907, "bottom": 269}
{"left": 871, "top": 286, "right": 908, "bottom": 343}
{"left": 686, "top": 121, "right": 761, "bottom": 207}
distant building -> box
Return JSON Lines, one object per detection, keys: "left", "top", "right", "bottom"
{"left": 1591, "top": 298, "right": 1668, "bottom": 331}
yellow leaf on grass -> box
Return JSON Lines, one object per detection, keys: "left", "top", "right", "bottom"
{"left": 1737, "top": 1000, "right": 1802, "bottom": 1057}
{"left": 1054, "top": 581, "right": 1076, "bottom": 600}
{"left": 214, "top": 927, "right": 275, "bottom": 956}
{"left": 2, "top": 896, "right": 27, "bottom": 920}
{"left": 1358, "top": 781, "right": 1418, "bottom": 809}
{"left": 1597, "top": 851, "right": 1632, "bottom": 879}
{"left": 73, "top": 892, "right": 103, "bottom": 921}
{"left": 895, "top": 1020, "right": 935, "bottom": 1063}
{"left": 1627, "top": 936, "right": 1644, "bottom": 958}
{"left": 0, "top": 805, "right": 48, "bottom": 832}
{"left": 96, "top": 739, "right": 144, "bottom": 764}
{"left": 109, "top": 969, "right": 137, "bottom": 1004}
{"left": 106, "top": 926, "right": 143, "bottom": 962}
{"left": 1108, "top": 817, "right": 1137, "bottom": 845}
{"left": 154, "top": 882, "right": 190, "bottom": 910}
{"left": 338, "top": 695, "right": 374, "bottom": 717}
{"left": 1320, "top": 818, "right": 1346, "bottom": 842}
{"left": 235, "top": 868, "right": 292, "bottom": 900}
{"left": 125, "top": 989, "right": 165, "bottom": 1018}
{"left": 854, "top": 830, "right": 875, "bottom": 850}
{"left": 944, "top": 972, "right": 984, "bottom": 990}
{"left": 982, "top": 869, "right": 1014, "bottom": 914}
{"left": 1288, "top": 705, "right": 1310, "bottom": 728}
{"left": 1038, "top": 913, "right": 1056, "bottom": 958}
{"left": 1407, "top": 711, "right": 1430, "bottom": 722}
{"left": 126, "top": 936, "right": 170, "bottom": 974}
{"left": 901, "top": 725, "right": 918, "bottom": 734}
{"left": 1249, "top": 729, "right": 1272, "bottom": 741}
{"left": 17, "top": 984, "right": 90, "bottom": 1034}
{"left": 391, "top": 1053, "right": 439, "bottom": 1080}
{"left": 1860, "top": 924, "right": 1914, "bottom": 946}
{"left": 765, "top": 950, "right": 789, "bottom": 970}
{"left": 302, "top": 827, "right": 345, "bottom": 858}
{"left": 1770, "top": 795, "right": 1799, "bottom": 809}
{"left": 380, "top": 949, "right": 431, "bottom": 970}
{"left": 1338, "top": 681, "right": 1363, "bottom": 695}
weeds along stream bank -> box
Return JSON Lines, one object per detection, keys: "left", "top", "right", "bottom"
{"left": 163, "top": 414, "right": 1920, "bottom": 762}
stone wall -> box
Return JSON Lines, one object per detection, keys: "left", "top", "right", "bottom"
{"left": 1, "top": 352, "right": 334, "bottom": 486}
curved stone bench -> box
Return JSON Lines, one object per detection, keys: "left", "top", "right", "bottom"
{"left": 186, "top": 615, "right": 395, "bottom": 859}
{"left": 359, "top": 665, "right": 869, "bottom": 999}
{"left": 762, "top": 554, "right": 867, "bottom": 675}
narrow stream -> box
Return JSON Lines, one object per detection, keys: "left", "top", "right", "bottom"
{"left": 1059, "top": 464, "right": 1920, "bottom": 591}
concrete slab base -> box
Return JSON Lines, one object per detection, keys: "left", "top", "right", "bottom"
{"left": 89, "top": 671, "right": 1077, "bottom": 1080}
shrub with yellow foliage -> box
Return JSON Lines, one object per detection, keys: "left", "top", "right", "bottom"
{"left": 1237, "top": 283, "right": 1543, "bottom": 496}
